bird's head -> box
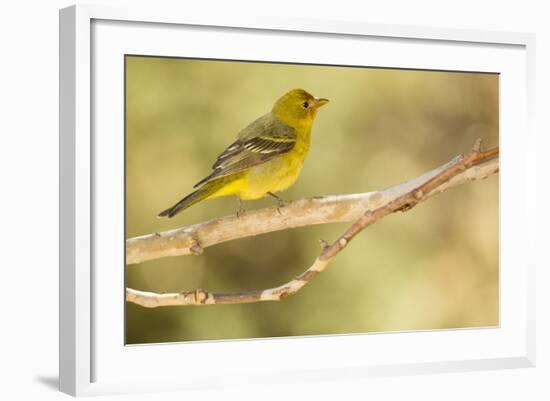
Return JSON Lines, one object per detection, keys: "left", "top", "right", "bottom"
{"left": 272, "top": 88, "right": 329, "bottom": 127}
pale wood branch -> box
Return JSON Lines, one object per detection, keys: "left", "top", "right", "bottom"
{"left": 126, "top": 148, "right": 498, "bottom": 265}
{"left": 126, "top": 141, "right": 498, "bottom": 308}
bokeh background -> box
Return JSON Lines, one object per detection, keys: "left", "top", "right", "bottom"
{"left": 125, "top": 56, "right": 499, "bottom": 345}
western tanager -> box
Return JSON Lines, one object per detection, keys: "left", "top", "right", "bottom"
{"left": 158, "top": 88, "right": 329, "bottom": 218}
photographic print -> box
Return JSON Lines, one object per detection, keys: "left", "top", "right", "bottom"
{"left": 125, "top": 56, "right": 499, "bottom": 345}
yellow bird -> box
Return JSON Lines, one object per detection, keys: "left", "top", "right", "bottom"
{"left": 158, "top": 88, "right": 329, "bottom": 218}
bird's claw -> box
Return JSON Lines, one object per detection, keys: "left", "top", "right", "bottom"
{"left": 267, "top": 192, "right": 289, "bottom": 215}
{"left": 236, "top": 198, "right": 246, "bottom": 218}
{"left": 276, "top": 199, "right": 290, "bottom": 215}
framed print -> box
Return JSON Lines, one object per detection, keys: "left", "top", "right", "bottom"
{"left": 59, "top": 4, "right": 536, "bottom": 396}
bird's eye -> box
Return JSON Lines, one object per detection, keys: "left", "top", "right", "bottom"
{"left": 302, "top": 101, "right": 309, "bottom": 109}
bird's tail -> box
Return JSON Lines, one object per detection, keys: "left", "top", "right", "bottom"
{"left": 158, "top": 186, "right": 212, "bottom": 218}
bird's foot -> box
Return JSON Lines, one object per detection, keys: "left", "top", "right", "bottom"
{"left": 268, "top": 192, "right": 289, "bottom": 215}
{"left": 276, "top": 199, "right": 290, "bottom": 215}
{"left": 236, "top": 198, "right": 246, "bottom": 218}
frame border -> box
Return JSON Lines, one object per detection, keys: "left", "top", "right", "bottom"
{"left": 59, "top": 4, "right": 536, "bottom": 396}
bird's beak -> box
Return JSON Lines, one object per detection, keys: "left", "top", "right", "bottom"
{"left": 313, "top": 97, "right": 329, "bottom": 108}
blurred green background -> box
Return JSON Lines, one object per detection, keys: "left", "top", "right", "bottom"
{"left": 125, "top": 56, "right": 499, "bottom": 345}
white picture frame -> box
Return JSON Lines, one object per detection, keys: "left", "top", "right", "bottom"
{"left": 59, "top": 3, "right": 536, "bottom": 397}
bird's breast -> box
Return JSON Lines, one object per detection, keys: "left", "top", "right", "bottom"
{"left": 239, "top": 137, "right": 310, "bottom": 200}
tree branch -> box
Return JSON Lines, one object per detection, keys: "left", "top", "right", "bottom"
{"left": 126, "top": 140, "right": 498, "bottom": 308}
{"left": 126, "top": 147, "right": 498, "bottom": 266}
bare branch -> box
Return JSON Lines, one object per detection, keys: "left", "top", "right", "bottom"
{"left": 126, "top": 148, "right": 498, "bottom": 265}
{"left": 126, "top": 141, "right": 498, "bottom": 308}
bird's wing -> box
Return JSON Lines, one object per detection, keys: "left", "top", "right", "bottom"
{"left": 193, "top": 114, "right": 296, "bottom": 188}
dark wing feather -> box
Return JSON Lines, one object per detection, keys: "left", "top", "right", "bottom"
{"left": 193, "top": 114, "right": 296, "bottom": 188}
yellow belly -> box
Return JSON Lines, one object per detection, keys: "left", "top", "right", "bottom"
{"left": 238, "top": 152, "right": 305, "bottom": 200}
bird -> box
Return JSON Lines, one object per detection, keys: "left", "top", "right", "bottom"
{"left": 158, "top": 88, "right": 329, "bottom": 218}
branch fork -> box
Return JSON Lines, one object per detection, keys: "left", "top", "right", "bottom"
{"left": 126, "top": 140, "right": 498, "bottom": 307}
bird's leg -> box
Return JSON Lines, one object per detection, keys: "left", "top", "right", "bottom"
{"left": 236, "top": 197, "right": 246, "bottom": 218}
{"left": 267, "top": 192, "right": 288, "bottom": 215}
